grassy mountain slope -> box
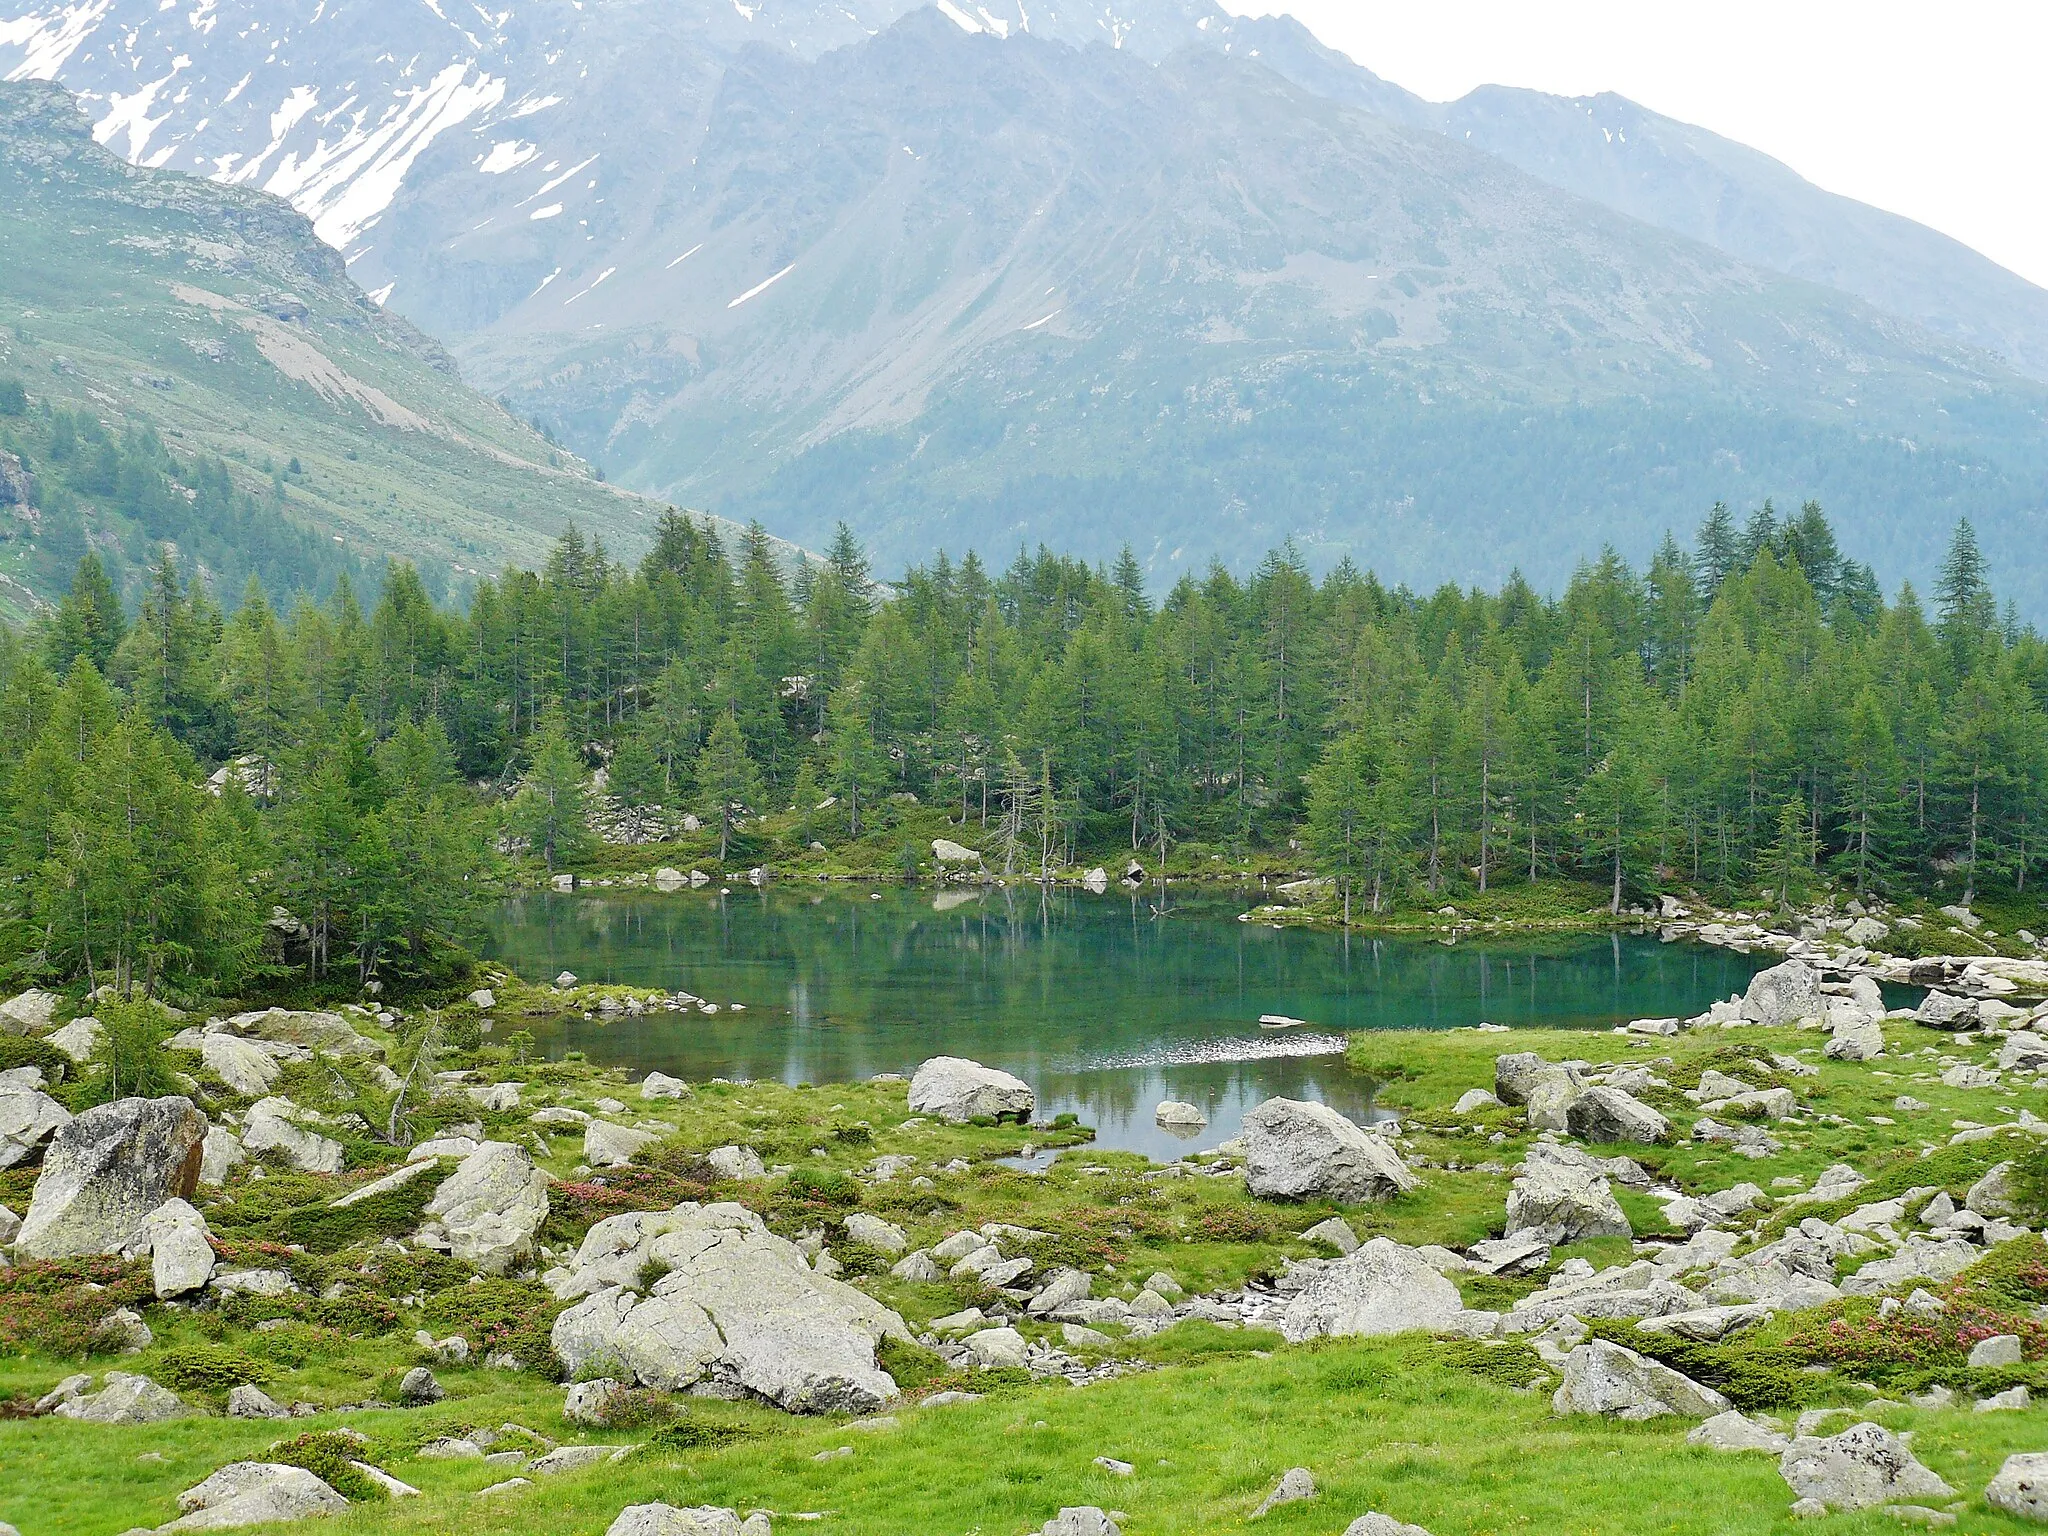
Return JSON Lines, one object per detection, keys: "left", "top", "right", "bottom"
{"left": 0, "top": 80, "right": 709, "bottom": 612}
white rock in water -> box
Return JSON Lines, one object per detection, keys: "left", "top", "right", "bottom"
{"left": 549, "top": 1201, "right": 910, "bottom": 1414}
{"left": 653, "top": 867, "right": 687, "bottom": 891}
{"left": 1154, "top": 1100, "right": 1207, "bottom": 1129}
{"left": 16, "top": 1095, "right": 206, "bottom": 1259}
{"left": 0, "top": 1068, "right": 72, "bottom": 1170}
{"left": 908, "top": 1057, "right": 1035, "bottom": 1124}
{"left": 1742, "top": 959, "right": 1823, "bottom": 1025}
{"left": 1778, "top": 1422, "right": 1955, "bottom": 1512}
{"left": 1280, "top": 1238, "right": 1466, "bottom": 1343}
{"left": 1241, "top": 1098, "right": 1418, "bottom": 1203}
{"left": 162, "top": 1463, "right": 348, "bottom": 1530}
{"left": 420, "top": 1141, "right": 549, "bottom": 1274}
{"left": 1552, "top": 1339, "right": 1731, "bottom": 1420}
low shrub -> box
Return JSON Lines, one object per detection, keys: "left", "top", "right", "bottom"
{"left": 0, "top": 1257, "right": 152, "bottom": 1354}
{"left": 420, "top": 1278, "right": 564, "bottom": 1377}
{"left": 782, "top": 1167, "right": 862, "bottom": 1206}
{"left": 1426, "top": 1338, "right": 1545, "bottom": 1388}
{"left": 593, "top": 1388, "right": 680, "bottom": 1429}
{"left": 832, "top": 1242, "right": 894, "bottom": 1278}
{"left": 641, "top": 1416, "right": 763, "bottom": 1454}
{"left": 1590, "top": 1320, "right": 1817, "bottom": 1408}
{"left": 266, "top": 1432, "right": 385, "bottom": 1501}
{"left": 156, "top": 1345, "right": 271, "bottom": 1393}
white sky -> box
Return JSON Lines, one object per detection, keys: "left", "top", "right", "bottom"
{"left": 1219, "top": 1, "right": 2048, "bottom": 289}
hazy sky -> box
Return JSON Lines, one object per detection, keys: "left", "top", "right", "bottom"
{"left": 1221, "top": 1, "right": 2048, "bottom": 289}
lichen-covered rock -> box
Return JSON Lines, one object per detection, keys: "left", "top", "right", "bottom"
{"left": 1280, "top": 1238, "right": 1466, "bottom": 1343}
{"left": 705, "top": 1145, "right": 764, "bottom": 1180}
{"left": 584, "top": 1121, "right": 658, "bottom": 1169}
{"left": 1341, "top": 1517, "right": 1432, "bottom": 1536}
{"left": 52, "top": 1372, "right": 192, "bottom": 1424}
{"left": 16, "top": 1095, "right": 206, "bottom": 1259}
{"left": 1505, "top": 1156, "right": 1631, "bottom": 1243}
{"left": 1914, "top": 991, "right": 1979, "bottom": 1031}
{"left": 241, "top": 1098, "right": 343, "bottom": 1175}
{"left": 1778, "top": 1422, "right": 1955, "bottom": 1512}
{"left": 1742, "top": 959, "right": 1824, "bottom": 1025}
{"left": 1688, "top": 1411, "right": 1792, "bottom": 1453}
{"left": 199, "top": 1125, "right": 245, "bottom": 1186}
{"left": 1242, "top": 1098, "right": 1418, "bottom": 1203}
{"left": 218, "top": 1008, "right": 381, "bottom": 1059}
{"left": 0, "top": 1066, "right": 72, "bottom": 1169}
{"left": 842, "top": 1212, "right": 907, "bottom": 1253}
{"left": 1986, "top": 1452, "right": 2048, "bottom": 1522}
{"left": 0, "top": 988, "right": 60, "bottom": 1034}
{"left": 1522, "top": 1066, "right": 1587, "bottom": 1133}
{"left": 162, "top": 1462, "right": 347, "bottom": 1529}
{"left": 548, "top": 1202, "right": 909, "bottom": 1414}
{"left": 907, "top": 1057, "right": 1034, "bottom": 1123}
{"left": 1968, "top": 1161, "right": 2021, "bottom": 1219}
{"left": 605, "top": 1505, "right": 766, "bottom": 1536}
{"left": 133, "top": 1197, "right": 215, "bottom": 1297}
{"left": 1826, "top": 1017, "right": 1885, "bottom": 1062}
{"left": 1552, "top": 1339, "right": 1731, "bottom": 1419}
{"left": 641, "top": 1072, "right": 690, "bottom": 1101}
{"left": 419, "top": 1141, "right": 549, "bottom": 1275}
{"left": 1565, "top": 1086, "right": 1671, "bottom": 1145}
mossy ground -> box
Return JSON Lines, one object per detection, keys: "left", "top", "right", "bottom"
{"left": 11, "top": 979, "right": 2048, "bottom": 1533}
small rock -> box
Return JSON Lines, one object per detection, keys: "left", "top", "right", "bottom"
{"left": 162, "top": 1462, "right": 347, "bottom": 1530}
{"left": 1987, "top": 1451, "right": 2048, "bottom": 1522}
{"left": 226, "top": 1384, "right": 290, "bottom": 1420}
{"left": 1975, "top": 1386, "right": 2030, "bottom": 1412}
{"left": 1689, "top": 1411, "right": 1792, "bottom": 1453}
{"left": 1252, "top": 1468, "right": 1316, "bottom": 1516}
{"left": 1778, "top": 1422, "right": 1955, "bottom": 1511}
{"left": 1552, "top": 1339, "right": 1730, "bottom": 1420}
{"left": 1154, "top": 1100, "right": 1207, "bottom": 1129}
{"left": 641, "top": 1073, "right": 690, "bottom": 1101}
{"left": 397, "top": 1366, "right": 443, "bottom": 1405}
{"left": 1092, "top": 1458, "right": 1134, "bottom": 1476}
{"left": 1968, "top": 1334, "right": 2022, "bottom": 1369}
{"left": 1298, "top": 1216, "right": 1360, "bottom": 1254}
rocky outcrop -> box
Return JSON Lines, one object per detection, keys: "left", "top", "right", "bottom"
{"left": 1242, "top": 1098, "right": 1418, "bottom": 1203}
{"left": 218, "top": 1008, "right": 382, "bottom": 1059}
{"left": 241, "top": 1098, "right": 343, "bottom": 1174}
{"left": 907, "top": 1057, "right": 1034, "bottom": 1123}
{"left": 1505, "top": 1152, "right": 1631, "bottom": 1243}
{"left": 548, "top": 1202, "right": 910, "bottom": 1414}
{"left": 1279, "top": 1239, "right": 1467, "bottom": 1343}
{"left": 418, "top": 1141, "right": 549, "bottom": 1274}
{"left": 16, "top": 1095, "right": 207, "bottom": 1259}
{"left": 1778, "top": 1422, "right": 1955, "bottom": 1512}
{"left": 52, "top": 1372, "right": 192, "bottom": 1424}
{"left": 1565, "top": 1086, "right": 1671, "bottom": 1145}
{"left": 1741, "top": 959, "right": 1823, "bottom": 1025}
{"left": 0, "top": 1066, "right": 72, "bottom": 1168}
{"left": 163, "top": 1463, "right": 348, "bottom": 1530}
{"left": 1552, "top": 1340, "right": 1731, "bottom": 1419}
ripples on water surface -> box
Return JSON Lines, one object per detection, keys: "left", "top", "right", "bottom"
{"left": 485, "top": 886, "right": 1768, "bottom": 1158}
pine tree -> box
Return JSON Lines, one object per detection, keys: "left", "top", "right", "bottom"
{"left": 695, "top": 710, "right": 762, "bottom": 862}
{"left": 1695, "top": 502, "right": 1740, "bottom": 600}
{"left": 1834, "top": 689, "right": 1902, "bottom": 896}
{"left": 1934, "top": 518, "right": 1997, "bottom": 657}
{"left": 45, "top": 552, "right": 126, "bottom": 675}
{"left": 512, "top": 708, "right": 591, "bottom": 871}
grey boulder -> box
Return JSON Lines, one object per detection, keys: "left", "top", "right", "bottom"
{"left": 0, "top": 1066, "right": 72, "bottom": 1169}
{"left": 53, "top": 1372, "right": 191, "bottom": 1424}
{"left": 1252, "top": 1468, "right": 1316, "bottom": 1517}
{"left": 16, "top": 1095, "right": 206, "bottom": 1259}
{"left": 1742, "top": 959, "right": 1824, "bottom": 1025}
{"left": 606, "top": 1504, "right": 769, "bottom": 1536}
{"left": 907, "top": 1057, "right": 1035, "bottom": 1123}
{"left": 241, "top": 1098, "right": 343, "bottom": 1175}
{"left": 1987, "top": 1452, "right": 2048, "bottom": 1522}
{"left": 163, "top": 1463, "right": 348, "bottom": 1529}
{"left": 1280, "top": 1238, "right": 1466, "bottom": 1343}
{"left": 0, "top": 988, "right": 60, "bottom": 1034}
{"left": 1038, "top": 1512, "right": 1121, "bottom": 1536}
{"left": 1342, "top": 1518, "right": 1432, "bottom": 1536}
{"left": 1505, "top": 1157, "right": 1631, "bottom": 1243}
{"left": 584, "top": 1121, "right": 659, "bottom": 1169}
{"left": 1914, "top": 990, "right": 1980, "bottom": 1031}
{"left": 1522, "top": 1067, "right": 1588, "bottom": 1133}
{"left": 705, "top": 1145, "right": 765, "bottom": 1181}
{"left": 130, "top": 1197, "right": 216, "bottom": 1297}
{"left": 1826, "top": 1017, "right": 1885, "bottom": 1062}
{"left": 1242, "top": 1098, "right": 1418, "bottom": 1203}
{"left": 1778, "top": 1422, "right": 1955, "bottom": 1512}
{"left": 1552, "top": 1340, "right": 1731, "bottom": 1420}
{"left": 549, "top": 1201, "right": 910, "bottom": 1414}
{"left": 418, "top": 1140, "right": 549, "bottom": 1274}
{"left": 1565, "top": 1086, "right": 1671, "bottom": 1145}
{"left": 1688, "top": 1411, "right": 1792, "bottom": 1453}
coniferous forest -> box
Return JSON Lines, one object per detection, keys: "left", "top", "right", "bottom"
{"left": 4, "top": 495, "right": 2043, "bottom": 1001}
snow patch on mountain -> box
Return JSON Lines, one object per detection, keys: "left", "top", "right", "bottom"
{"left": 1, "top": 2, "right": 113, "bottom": 81}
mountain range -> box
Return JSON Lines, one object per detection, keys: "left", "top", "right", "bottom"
{"left": 4, "top": 0, "right": 2046, "bottom": 594}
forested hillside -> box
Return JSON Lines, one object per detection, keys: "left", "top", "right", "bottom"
{"left": 3, "top": 494, "right": 2043, "bottom": 1001}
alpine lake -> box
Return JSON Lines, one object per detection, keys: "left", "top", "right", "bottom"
{"left": 483, "top": 885, "right": 1770, "bottom": 1160}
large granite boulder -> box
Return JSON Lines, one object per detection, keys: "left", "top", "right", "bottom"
{"left": 1242, "top": 1098, "right": 1418, "bottom": 1203}
{"left": 1986, "top": 1452, "right": 2048, "bottom": 1522}
{"left": 126, "top": 1197, "right": 216, "bottom": 1297}
{"left": 1826, "top": 1016, "right": 1885, "bottom": 1062}
{"left": 1740, "top": 959, "right": 1823, "bottom": 1025}
{"left": 1565, "top": 1086, "right": 1671, "bottom": 1145}
{"left": 1778, "top": 1422, "right": 1955, "bottom": 1512}
{"left": 907, "top": 1057, "right": 1034, "bottom": 1123}
{"left": 1914, "top": 990, "right": 1980, "bottom": 1031}
{"left": 218, "top": 1008, "right": 382, "bottom": 1059}
{"left": 241, "top": 1098, "right": 343, "bottom": 1175}
{"left": 16, "top": 1095, "right": 206, "bottom": 1259}
{"left": 0, "top": 988, "right": 60, "bottom": 1034}
{"left": 1505, "top": 1154, "right": 1631, "bottom": 1243}
{"left": 548, "top": 1202, "right": 910, "bottom": 1414}
{"left": 584, "top": 1121, "right": 659, "bottom": 1169}
{"left": 1494, "top": 1052, "right": 1555, "bottom": 1105}
{"left": 1279, "top": 1238, "right": 1467, "bottom": 1343}
{"left": 1552, "top": 1340, "right": 1731, "bottom": 1419}
{"left": 418, "top": 1141, "right": 549, "bottom": 1274}
{"left": 52, "top": 1372, "right": 192, "bottom": 1424}
{"left": 605, "top": 1506, "right": 769, "bottom": 1536}
{"left": 162, "top": 1463, "right": 347, "bottom": 1530}
{"left": 0, "top": 1066, "right": 72, "bottom": 1168}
